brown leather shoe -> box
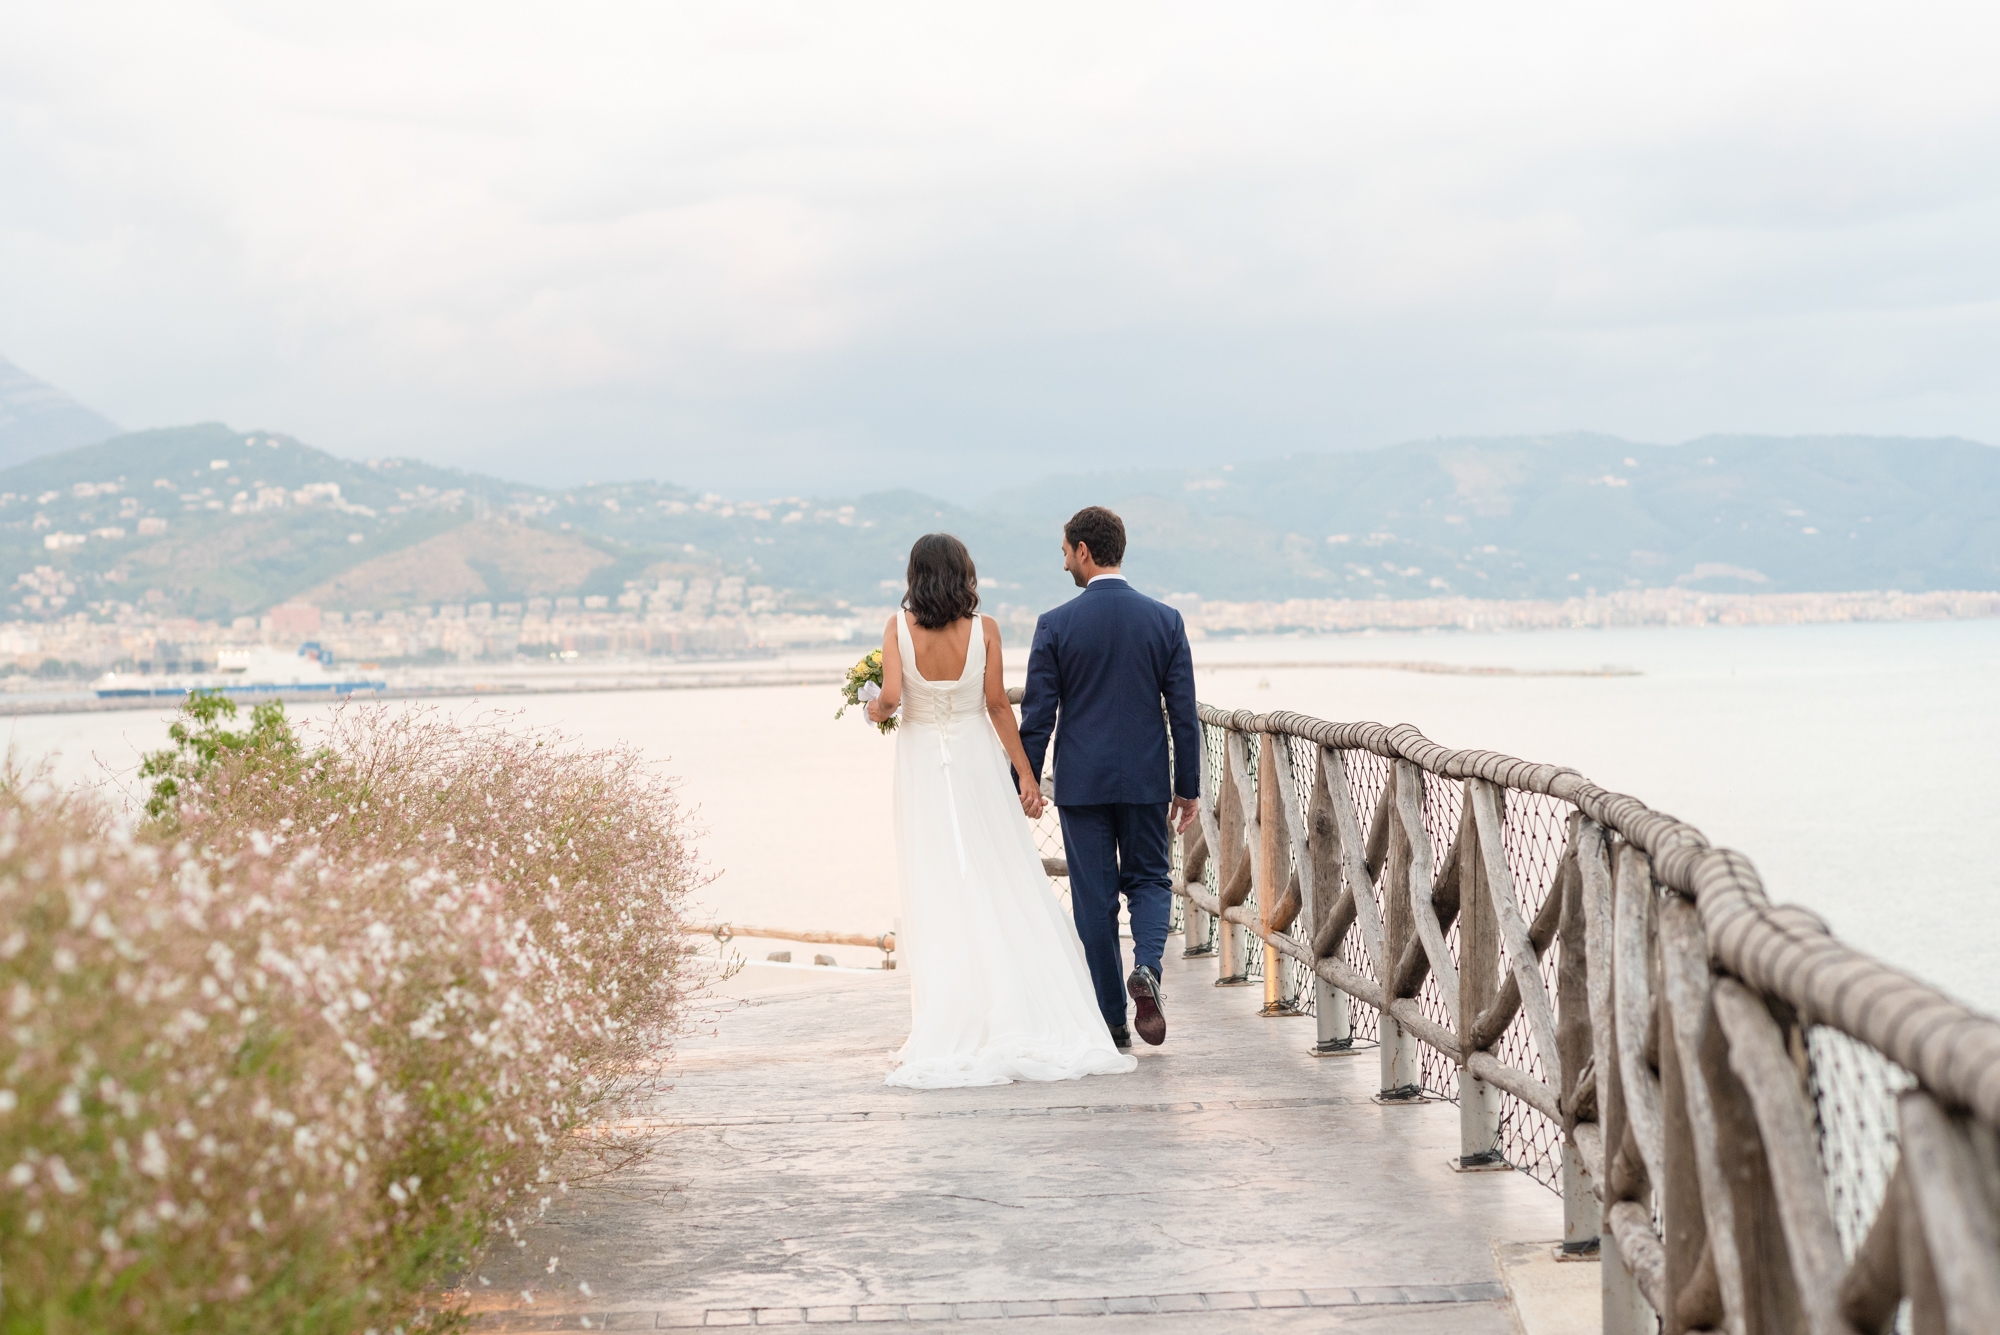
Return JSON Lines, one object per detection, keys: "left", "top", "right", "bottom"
{"left": 1127, "top": 967, "right": 1166, "bottom": 1046}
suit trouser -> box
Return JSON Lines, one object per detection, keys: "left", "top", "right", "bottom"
{"left": 1057, "top": 801, "right": 1172, "bottom": 1031}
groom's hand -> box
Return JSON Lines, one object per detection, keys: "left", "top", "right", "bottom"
{"left": 1018, "top": 775, "right": 1046, "bottom": 820}
{"left": 1170, "top": 796, "right": 1197, "bottom": 834}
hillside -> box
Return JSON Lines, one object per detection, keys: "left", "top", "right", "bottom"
{"left": 0, "top": 425, "right": 787, "bottom": 620}
{"left": 1, "top": 424, "right": 516, "bottom": 619}
{"left": 0, "top": 355, "right": 119, "bottom": 468}
{"left": 295, "top": 520, "right": 618, "bottom": 608}
{"left": 4, "top": 426, "right": 1995, "bottom": 621}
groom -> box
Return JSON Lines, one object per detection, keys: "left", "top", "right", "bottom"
{"left": 1019, "top": 506, "right": 1199, "bottom": 1050}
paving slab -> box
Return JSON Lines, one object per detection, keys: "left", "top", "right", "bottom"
{"left": 465, "top": 951, "right": 1562, "bottom": 1330}
{"left": 1496, "top": 1239, "right": 1602, "bottom": 1335}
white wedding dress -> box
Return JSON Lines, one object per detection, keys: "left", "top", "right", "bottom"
{"left": 885, "top": 612, "right": 1137, "bottom": 1088}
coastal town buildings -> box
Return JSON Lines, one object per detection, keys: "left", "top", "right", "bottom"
{"left": 2, "top": 585, "right": 1996, "bottom": 684}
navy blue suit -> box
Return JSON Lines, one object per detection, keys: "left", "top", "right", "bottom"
{"left": 1019, "top": 577, "right": 1199, "bottom": 1030}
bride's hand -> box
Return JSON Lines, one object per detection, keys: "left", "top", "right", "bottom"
{"left": 1018, "top": 775, "right": 1045, "bottom": 820}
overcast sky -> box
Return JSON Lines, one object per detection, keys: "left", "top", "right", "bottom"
{"left": 3, "top": 2, "right": 1998, "bottom": 497}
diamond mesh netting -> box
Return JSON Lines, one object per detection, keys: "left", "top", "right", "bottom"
{"left": 1029, "top": 791, "right": 1069, "bottom": 911}
{"left": 1808, "top": 1026, "right": 1917, "bottom": 1258}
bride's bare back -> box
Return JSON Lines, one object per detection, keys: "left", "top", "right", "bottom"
{"left": 902, "top": 615, "right": 975, "bottom": 681}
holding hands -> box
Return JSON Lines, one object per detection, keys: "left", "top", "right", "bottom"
{"left": 1018, "top": 772, "right": 1046, "bottom": 820}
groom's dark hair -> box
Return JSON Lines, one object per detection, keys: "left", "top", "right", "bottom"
{"left": 1063, "top": 506, "right": 1126, "bottom": 567}
{"left": 903, "top": 533, "right": 980, "bottom": 629}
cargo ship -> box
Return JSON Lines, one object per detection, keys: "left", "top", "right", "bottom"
{"left": 92, "top": 643, "right": 388, "bottom": 700}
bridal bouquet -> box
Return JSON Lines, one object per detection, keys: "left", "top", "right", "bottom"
{"left": 837, "top": 647, "right": 898, "bottom": 734}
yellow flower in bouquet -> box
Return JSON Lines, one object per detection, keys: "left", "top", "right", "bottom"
{"left": 837, "top": 647, "right": 897, "bottom": 733}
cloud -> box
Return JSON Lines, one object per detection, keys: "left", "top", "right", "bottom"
{"left": 2, "top": 1, "right": 1998, "bottom": 496}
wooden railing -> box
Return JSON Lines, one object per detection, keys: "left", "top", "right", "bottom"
{"left": 691, "top": 923, "right": 899, "bottom": 967}
{"left": 1030, "top": 695, "right": 2000, "bottom": 1334}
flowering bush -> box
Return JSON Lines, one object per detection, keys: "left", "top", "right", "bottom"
{"left": 0, "top": 702, "right": 697, "bottom": 1333}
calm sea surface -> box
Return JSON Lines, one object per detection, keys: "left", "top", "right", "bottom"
{"left": 8, "top": 618, "right": 1998, "bottom": 1011}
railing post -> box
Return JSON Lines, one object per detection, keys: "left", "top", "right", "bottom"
{"left": 1457, "top": 1076, "right": 1501, "bottom": 1162}
{"left": 1255, "top": 730, "right": 1297, "bottom": 1016}
{"left": 1561, "top": 1153, "right": 1596, "bottom": 1252}
{"left": 1378, "top": 766, "right": 1420, "bottom": 1099}
{"left": 1457, "top": 784, "right": 1503, "bottom": 1162}
{"left": 1555, "top": 817, "right": 1599, "bottom": 1253}
{"left": 1380, "top": 1012, "right": 1420, "bottom": 1096}
{"left": 1215, "top": 908, "right": 1243, "bottom": 985}
{"left": 1301, "top": 745, "right": 1353, "bottom": 1054}
{"left": 1313, "top": 978, "right": 1352, "bottom": 1052}
{"left": 1602, "top": 1196, "right": 1657, "bottom": 1335}
{"left": 1601, "top": 843, "right": 1662, "bottom": 1335}
{"left": 1182, "top": 899, "right": 1213, "bottom": 957}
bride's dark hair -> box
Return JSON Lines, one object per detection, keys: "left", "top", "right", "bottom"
{"left": 903, "top": 533, "right": 980, "bottom": 630}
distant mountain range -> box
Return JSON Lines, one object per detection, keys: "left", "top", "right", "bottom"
{"left": 0, "top": 356, "right": 119, "bottom": 468}
{"left": 983, "top": 432, "right": 2000, "bottom": 602}
{"left": 2, "top": 419, "right": 1995, "bottom": 621}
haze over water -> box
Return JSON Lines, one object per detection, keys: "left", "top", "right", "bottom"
{"left": 9, "top": 618, "right": 1997, "bottom": 1012}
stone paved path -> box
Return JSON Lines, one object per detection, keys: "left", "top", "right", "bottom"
{"left": 466, "top": 950, "right": 1565, "bottom": 1331}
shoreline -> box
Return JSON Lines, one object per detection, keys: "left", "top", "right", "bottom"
{"left": 0, "top": 655, "right": 1649, "bottom": 717}
{"left": 0, "top": 671, "right": 843, "bottom": 717}
{"left": 6, "top": 607, "right": 1995, "bottom": 717}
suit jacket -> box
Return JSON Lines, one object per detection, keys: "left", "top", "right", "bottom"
{"left": 1019, "top": 578, "right": 1200, "bottom": 806}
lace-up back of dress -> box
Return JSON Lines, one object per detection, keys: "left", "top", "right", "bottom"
{"left": 898, "top": 614, "right": 986, "bottom": 728}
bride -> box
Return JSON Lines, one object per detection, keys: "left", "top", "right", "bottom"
{"left": 865, "top": 533, "right": 1137, "bottom": 1088}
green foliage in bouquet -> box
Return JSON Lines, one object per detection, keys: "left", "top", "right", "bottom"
{"left": 837, "top": 648, "right": 897, "bottom": 734}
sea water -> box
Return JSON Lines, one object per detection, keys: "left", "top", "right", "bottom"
{"left": 7, "top": 618, "right": 1997, "bottom": 1011}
